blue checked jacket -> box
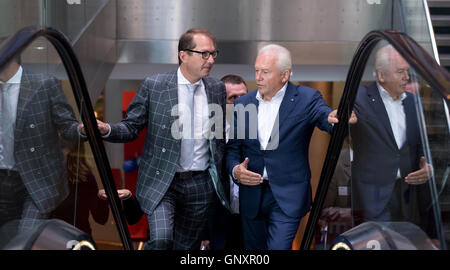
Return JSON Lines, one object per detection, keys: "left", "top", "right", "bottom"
{"left": 106, "top": 71, "right": 231, "bottom": 215}
{"left": 14, "top": 70, "right": 80, "bottom": 213}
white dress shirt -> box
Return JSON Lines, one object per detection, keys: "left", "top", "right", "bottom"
{"left": 176, "top": 68, "right": 210, "bottom": 172}
{"left": 0, "top": 66, "right": 23, "bottom": 170}
{"left": 256, "top": 82, "right": 287, "bottom": 180}
{"left": 377, "top": 82, "right": 407, "bottom": 178}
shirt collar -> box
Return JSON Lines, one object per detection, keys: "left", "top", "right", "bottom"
{"left": 0, "top": 65, "right": 23, "bottom": 84}
{"left": 256, "top": 82, "right": 288, "bottom": 103}
{"left": 376, "top": 81, "right": 407, "bottom": 102}
{"left": 177, "top": 67, "right": 201, "bottom": 86}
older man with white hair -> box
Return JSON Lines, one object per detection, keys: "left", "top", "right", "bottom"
{"left": 226, "top": 44, "right": 342, "bottom": 250}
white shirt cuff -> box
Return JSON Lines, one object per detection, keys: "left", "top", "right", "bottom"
{"left": 102, "top": 123, "right": 112, "bottom": 138}
{"left": 232, "top": 165, "right": 240, "bottom": 182}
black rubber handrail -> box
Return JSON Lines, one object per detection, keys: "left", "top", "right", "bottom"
{"left": 0, "top": 26, "right": 133, "bottom": 250}
{"left": 300, "top": 29, "right": 450, "bottom": 250}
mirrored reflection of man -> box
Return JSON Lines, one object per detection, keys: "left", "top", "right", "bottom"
{"left": 81, "top": 28, "right": 231, "bottom": 250}
{"left": 351, "top": 44, "right": 435, "bottom": 236}
{"left": 226, "top": 44, "right": 344, "bottom": 250}
{"left": 201, "top": 74, "right": 247, "bottom": 250}
{"left": 0, "top": 56, "right": 80, "bottom": 233}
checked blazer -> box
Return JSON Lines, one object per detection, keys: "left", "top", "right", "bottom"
{"left": 12, "top": 70, "right": 80, "bottom": 213}
{"left": 106, "top": 70, "right": 231, "bottom": 215}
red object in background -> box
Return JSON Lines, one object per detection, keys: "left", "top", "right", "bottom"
{"left": 120, "top": 91, "right": 149, "bottom": 241}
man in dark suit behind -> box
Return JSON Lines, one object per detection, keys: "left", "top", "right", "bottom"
{"left": 87, "top": 28, "right": 231, "bottom": 250}
{"left": 350, "top": 44, "right": 434, "bottom": 235}
{"left": 0, "top": 56, "right": 80, "bottom": 233}
{"left": 226, "top": 44, "right": 347, "bottom": 250}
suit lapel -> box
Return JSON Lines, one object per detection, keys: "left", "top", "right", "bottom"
{"left": 246, "top": 91, "right": 262, "bottom": 150}
{"left": 277, "top": 82, "right": 300, "bottom": 129}
{"left": 203, "top": 77, "right": 215, "bottom": 104}
{"left": 165, "top": 71, "right": 179, "bottom": 125}
{"left": 403, "top": 94, "right": 418, "bottom": 147}
{"left": 366, "top": 83, "right": 398, "bottom": 148}
{"left": 265, "top": 82, "right": 300, "bottom": 150}
{"left": 15, "top": 70, "right": 36, "bottom": 136}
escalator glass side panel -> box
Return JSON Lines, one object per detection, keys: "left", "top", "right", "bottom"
{"left": 309, "top": 37, "right": 449, "bottom": 250}
{"left": 0, "top": 32, "right": 125, "bottom": 250}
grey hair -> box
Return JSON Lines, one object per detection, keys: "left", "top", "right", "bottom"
{"left": 258, "top": 44, "right": 292, "bottom": 72}
{"left": 375, "top": 44, "right": 398, "bottom": 73}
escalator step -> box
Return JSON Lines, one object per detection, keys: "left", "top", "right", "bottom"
{"left": 436, "top": 34, "right": 450, "bottom": 46}
{"left": 428, "top": 0, "right": 450, "bottom": 8}
{"left": 431, "top": 15, "right": 450, "bottom": 26}
{"left": 434, "top": 26, "right": 450, "bottom": 34}
{"left": 429, "top": 7, "right": 450, "bottom": 15}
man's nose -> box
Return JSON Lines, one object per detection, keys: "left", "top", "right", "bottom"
{"left": 403, "top": 71, "right": 410, "bottom": 81}
{"left": 255, "top": 72, "right": 262, "bottom": 81}
{"left": 207, "top": 54, "right": 215, "bottom": 64}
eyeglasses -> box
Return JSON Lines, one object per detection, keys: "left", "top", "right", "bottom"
{"left": 184, "top": 49, "right": 219, "bottom": 59}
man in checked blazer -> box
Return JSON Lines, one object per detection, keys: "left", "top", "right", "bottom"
{"left": 90, "top": 28, "right": 231, "bottom": 250}
{"left": 0, "top": 56, "right": 80, "bottom": 233}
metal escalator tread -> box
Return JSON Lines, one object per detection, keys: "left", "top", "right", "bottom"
{"left": 431, "top": 15, "right": 450, "bottom": 26}
{"left": 428, "top": 0, "right": 450, "bottom": 8}
{"left": 436, "top": 34, "right": 450, "bottom": 46}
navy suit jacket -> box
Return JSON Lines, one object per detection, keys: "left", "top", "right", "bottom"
{"left": 226, "top": 82, "right": 333, "bottom": 219}
{"left": 350, "top": 82, "right": 426, "bottom": 220}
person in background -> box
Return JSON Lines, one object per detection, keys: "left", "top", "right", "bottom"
{"left": 201, "top": 74, "right": 247, "bottom": 250}
{"left": 316, "top": 137, "right": 353, "bottom": 249}
{"left": 51, "top": 140, "right": 109, "bottom": 236}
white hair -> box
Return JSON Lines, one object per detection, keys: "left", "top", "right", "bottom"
{"left": 375, "top": 44, "right": 398, "bottom": 73}
{"left": 258, "top": 44, "right": 292, "bottom": 72}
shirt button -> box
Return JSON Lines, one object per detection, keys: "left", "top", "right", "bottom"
{"left": 156, "top": 170, "right": 160, "bottom": 175}
{"left": 29, "top": 124, "right": 35, "bottom": 128}
{"left": 162, "top": 125, "right": 166, "bottom": 129}
{"left": 30, "top": 147, "right": 35, "bottom": 152}
{"left": 162, "top": 148, "right": 166, "bottom": 153}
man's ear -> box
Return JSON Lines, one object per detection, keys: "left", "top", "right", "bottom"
{"left": 179, "top": 51, "right": 186, "bottom": 64}
{"left": 376, "top": 70, "right": 384, "bottom": 83}
{"left": 281, "top": 70, "right": 290, "bottom": 84}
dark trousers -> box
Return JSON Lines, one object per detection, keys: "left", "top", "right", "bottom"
{"left": 0, "top": 170, "right": 48, "bottom": 247}
{"left": 377, "top": 178, "right": 412, "bottom": 222}
{"left": 241, "top": 182, "right": 301, "bottom": 250}
{"left": 144, "top": 170, "right": 214, "bottom": 250}
{"left": 206, "top": 197, "right": 243, "bottom": 250}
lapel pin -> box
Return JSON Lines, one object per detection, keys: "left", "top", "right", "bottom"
{"left": 372, "top": 98, "right": 375, "bottom": 102}
{"left": 290, "top": 98, "right": 294, "bottom": 102}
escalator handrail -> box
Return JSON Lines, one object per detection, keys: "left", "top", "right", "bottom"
{"left": 0, "top": 26, "right": 133, "bottom": 250}
{"left": 301, "top": 29, "right": 450, "bottom": 250}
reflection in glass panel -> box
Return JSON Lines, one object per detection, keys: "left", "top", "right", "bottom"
{"left": 313, "top": 41, "right": 449, "bottom": 250}
{"left": 415, "top": 70, "right": 450, "bottom": 250}
{"left": 0, "top": 37, "right": 122, "bottom": 250}
{"left": 350, "top": 42, "right": 439, "bottom": 250}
